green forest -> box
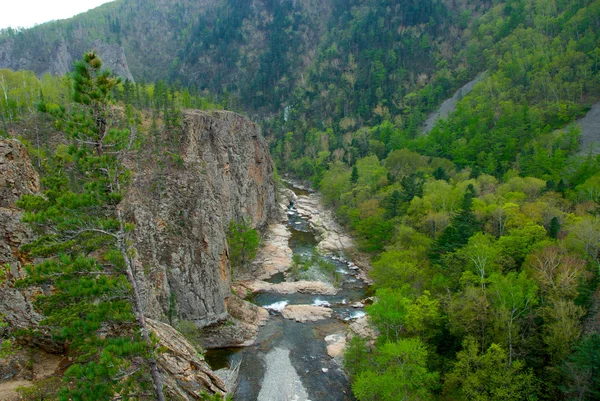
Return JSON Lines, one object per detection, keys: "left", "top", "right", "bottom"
{"left": 269, "top": 0, "right": 600, "bottom": 399}
{"left": 1, "top": 0, "right": 600, "bottom": 399}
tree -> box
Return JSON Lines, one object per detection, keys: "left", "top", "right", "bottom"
{"left": 457, "top": 233, "right": 500, "bottom": 289}
{"left": 385, "top": 189, "right": 402, "bottom": 218}
{"left": 489, "top": 271, "right": 538, "bottom": 365}
{"left": 444, "top": 337, "right": 538, "bottom": 401}
{"left": 368, "top": 288, "right": 440, "bottom": 342}
{"left": 431, "top": 184, "right": 480, "bottom": 260}
{"left": 227, "top": 219, "right": 260, "bottom": 272}
{"left": 352, "top": 339, "right": 439, "bottom": 401}
{"left": 561, "top": 334, "right": 600, "bottom": 401}
{"left": 351, "top": 165, "right": 359, "bottom": 184}
{"left": 548, "top": 216, "right": 560, "bottom": 239}
{"left": 20, "top": 52, "right": 165, "bottom": 400}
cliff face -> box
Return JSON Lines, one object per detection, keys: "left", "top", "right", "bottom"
{"left": 0, "top": 139, "right": 43, "bottom": 330}
{"left": 0, "top": 110, "right": 277, "bottom": 397}
{"left": 129, "top": 109, "right": 277, "bottom": 327}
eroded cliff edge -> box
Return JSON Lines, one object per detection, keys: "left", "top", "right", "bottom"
{"left": 0, "top": 109, "right": 278, "bottom": 398}
{"left": 128, "top": 109, "right": 277, "bottom": 328}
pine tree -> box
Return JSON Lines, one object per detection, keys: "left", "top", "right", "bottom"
{"left": 351, "top": 165, "right": 359, "bottom": 184}
{"left": 19, "top": 52, "right": 166, "bottom": 401}
{"left": 430, "top": 184, "right": 480, "bottom": 261}
{"left": 385, "top": 189, "right": 401, "bottom": 218}
{"left": 548, "top": 217, "right": 561, "bottom": 239}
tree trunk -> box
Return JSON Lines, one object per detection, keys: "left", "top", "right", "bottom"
{"left": 117, "top": 210, "right": 166, "bottom": 401}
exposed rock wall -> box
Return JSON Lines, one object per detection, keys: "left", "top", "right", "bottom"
{"left": 0, "top": 139, "right": 43, "bottom": 330}
{"left": 129, "top": 110, "right": 277, "bottom": 328}
{"left": 0, "top": 109, "right": 277, "bottom": 397}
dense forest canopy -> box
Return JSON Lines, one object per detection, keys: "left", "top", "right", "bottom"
{"left": 2, "top": 0, "right": 600, "bottom": 400}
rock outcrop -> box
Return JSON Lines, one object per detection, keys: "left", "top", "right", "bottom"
{"left": 129, "top": 110, "right": 277, "bottom": 328}
{"left": 0, "top": 109, "right": 278, "bottom": 397}
{"left": 280, "top": 304, "right": 333, "bottom": 323}
{"left": 234, "top": 279, "right": 338, "bottom": 296}
{"left": 198, "top": 295, "right": 269, "bottom": 349}
{"left": 148, "top": 319, "right": 227, "bottom": 399}
{"left": 0, "top": 139, "right": 43, "bottom": 330}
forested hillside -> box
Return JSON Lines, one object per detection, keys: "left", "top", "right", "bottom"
{"left": 2, "top": 0, "right": 600, "bottom": 400}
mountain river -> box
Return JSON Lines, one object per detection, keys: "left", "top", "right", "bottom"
{"left": 206, "top": 184, "right": 369, "bottom": 400}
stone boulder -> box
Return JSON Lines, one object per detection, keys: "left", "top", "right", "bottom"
{"left": 148, "top": 319, "right": 227, "bottom": 399}
{"left": 280, "top": 305, "right": 332, "bottom": 323}
{"left": 199, "top": 295, "right": 269, "bottom": 349}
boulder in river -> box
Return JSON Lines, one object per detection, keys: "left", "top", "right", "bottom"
{"left": 325, "top": 333, "right": 347, "bottom": 359}
{"left": 281, "top": 305, "right": 333, "bottom": 323}
{"left": 236, "top": 279, "right": 338, "bottom": 295}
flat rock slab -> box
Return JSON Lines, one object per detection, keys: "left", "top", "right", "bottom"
{"left": 257, "top": 347, "right": 309, "bottom": 401}
{"left": 349, "top": 316, "right": 379, "bottom": 341}
{"left": 325, "top": 333, "right": 347, "bottom": 359}
{"left": 237, "top": 280, "right": 338, "bottom": 295}
{"left": 252, "top": 223, "right": 293, "bottom": 279}
{"left": 293, "top": 194, "right": 355, "bottom": 254}
{"left": 281, "top": 305, "right": 333, "bottom": 323}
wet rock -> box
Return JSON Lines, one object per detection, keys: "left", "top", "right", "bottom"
{"left": 325, "top": 333, "right": 346, "bottom": 359}
{"left": 227, "top": 295, "right": 269, "bottom": 327}
{"left": 237, "top": 279, "right": 338, "bottom": 295}
{"left": 348, "top": 316, "right": 379, "bottom": 341}
{"left": 199, "top": 295, "right": 268, "bottom": 349}
{"left": 251, "top": 223, "right": 293, "bottom": 279}
{"left": 281, "top": 305, "right": 333, "bottom": 323}
{"left": 294, "top": 194, "right": 354, "bottom": 254}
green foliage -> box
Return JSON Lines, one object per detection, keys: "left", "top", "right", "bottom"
{"left": 16, "top": 376, "right": 62, "bottom": 401}
{"left": 444, "top": 337, "right": 538, "bottom": 401}
{"left": 367, "top": 288, "right": 441, "bottom": 342}
{"left": 17, "top": 52, "right": 163, "bottom": 400}
{"left": 176, "top": 320, "right": 205, "bottom": 354}
{"left": 351, "top": 338, "right": 439, "bottom": 401}
{"left": 227, "top": 219, "right": 260, "bottom": 272}
{"left": 430, "top": 184, "right": 480, "bottom": 260}
{"left": 561, "top": 333, "right": 600, "bottom": 400}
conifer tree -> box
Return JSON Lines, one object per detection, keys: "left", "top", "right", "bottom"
{"left": 351, "top": 165, "right": 359, "bottom": 184}
{"left": 430, "top": 184, "right": 480, "bottom": 261}
{"left": 20, "top": 52, "right": 165, "bottom": 401}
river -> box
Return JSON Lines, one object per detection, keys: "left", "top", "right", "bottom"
{"left": 206, "top": 185, "right": 368, "bottom": 400}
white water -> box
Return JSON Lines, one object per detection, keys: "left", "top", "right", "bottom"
{"left": 264, "top": 300, "right": 289, "bottom": 312}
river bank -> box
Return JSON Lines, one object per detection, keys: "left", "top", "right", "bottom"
{"left": 206, "top": 182, "right": 376, "bottom": 400}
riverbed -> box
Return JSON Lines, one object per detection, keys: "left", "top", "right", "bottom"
{"left": 206, "top": 185, "right": 368, "bottom": 400}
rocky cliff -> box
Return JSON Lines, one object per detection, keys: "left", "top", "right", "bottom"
{"left": 0, "top": 109, "right": 278, "bottom": 397}
{"left": 128, "top": 109, "right": 277, "bottom": 328}
{"left": 0, "top": 139, "right": 43, "bottom": 331}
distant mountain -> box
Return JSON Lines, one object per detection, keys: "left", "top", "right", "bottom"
{"left": 0, "top": 0, "right": 482, "bottom": 117}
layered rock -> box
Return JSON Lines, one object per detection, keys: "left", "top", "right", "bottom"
{"left": 234, "top": 279, "right": 338, "bottom": 296}
{"left": 199, "top": 295, "right": 269, "bottom": 349}
{"left": 280, "top": 304, "right": 332, "bottom": 323}
{"left": 129, "top": 110, "right": 277, "bottom": 327}
{"left": 0, "top": 139, "right": 43, "bottom": 330}
{"left": 148, "top": 319, "right": 227, "bottom": 399}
